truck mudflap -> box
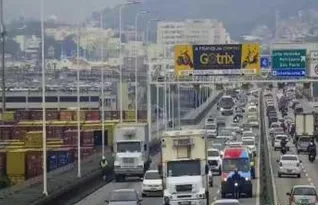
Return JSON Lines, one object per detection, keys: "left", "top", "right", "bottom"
{"left": 168, "top": 198, "right": 207, "bottom": 205}
{"left": 221, "top": 180, "right": 253, "bottom": 198}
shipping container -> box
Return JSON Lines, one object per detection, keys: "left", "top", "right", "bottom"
{"left": 7, "top": 149, "right": 43, "bottom": 179}
{"left": 0, "top": 151, "right": 6, "bottom": 176}
{"left": 8, "top": 175, "right": 25, "bottom": 185}
{"left": 47, "top": 147, "right": 75, "bottom": 172}
{"left": 0, "top": 125, "right": 13, "bottom": 140}
{"left": 24, "top": 131, "right": 42, "bottom": 148}
{"left": 81, "top": 130, "right": 94, "bottom": 146}
{"left": 137, "top": 110, "right": 147, "bottom": 120}
{"left": 82, "top": 122, "right": 115, "bottom": 146}
{"left": 1, "top": 112, "right": 15, "bottom": 122}
{"left": 59, "top": 111, "right": 73, "bottom": 121}
{"left": 72, "top": 111, "right": 87, "bottom": 121}
{"left": 105, "top": 111, "right": 112, "bottom": 120}
{"left": 15, "top": 111, "right": 30, "bottom": 121}
{"left": 47, "top": 126, "right": 64, "bottom": 139}
{"left": 30, "top": 111, "right": 43, "bottom": 121}
{"left": 63, "top": 130, "right": 78, "bottom": 146}
{"left": 46, "top": 111, "right": 59, "bottom": 121}
{"left": 12, "top": 126, "right": 28, "bottom": 139}
{"left": 92, "top": 129, "right": 108, "bottom": 146}
{"left": 86, "top": 111, "right": 100, "bottom": 121}
{"left": 111, "top": 111, "right": 119, "bottom": 120}
{"left": 73, "top": 147, "right": 95, "bottom": 159}
{"left": 124, "top": 111, "right": 135, "bottom": 121}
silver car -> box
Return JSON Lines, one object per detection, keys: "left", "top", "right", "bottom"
{"left": 286, "top": 185, "right": 318, "bottom": 205}
{"left": 106, "top": 189, "right": 142, "bottom": 205}
{"left": 296, "top": 136, "right": 312, "bottom": 153}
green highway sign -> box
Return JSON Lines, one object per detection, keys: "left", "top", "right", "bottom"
{"left": 272, "top": 49, "right": 306, "bottom": 77}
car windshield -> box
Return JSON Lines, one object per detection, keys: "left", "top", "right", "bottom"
{"left": 109, "top": 191, "right": 137, "bottom": 202}
{"left": 293, "top": 187, "right": 317, "bottom": 196}
{"left": 243, "top": 140, "right": 254, "bottom": 146}
{"left": 299, "top": 137, "right": 312, "bottom": 142}
{"left": 222, "top": 158, "right": 250, "bottom": 172}
{"left": 144, "top": 172, "right": 160, "bottom": 180}
{"left": 208, "top": 150, "right": 219, "bottom": 157}
{"left": 282, "top": 156, "right": 297, "bottom": 161}
{"left": 271, "top": 124, "right": 279, "bottom": 128}
{"left": 243, "top": 133, "right": 254, "bottom": 137}
{"left": 206, "top": 124, "right": 217, "bottom": 129}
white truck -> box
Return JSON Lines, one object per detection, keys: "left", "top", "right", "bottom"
{"left": 159, "top": 129, "right": 209, "bottom": 205}
{"left": 295, "top": 113, "right": 314, "bottom": 153}
{"left": 113, "top": 123, "right": 151, "bottom": 182}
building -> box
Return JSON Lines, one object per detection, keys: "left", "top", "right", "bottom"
{"left": 156, "top": 19, "right": 231, "bottom": 48}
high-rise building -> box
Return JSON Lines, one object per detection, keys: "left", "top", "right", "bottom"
{"left": 157, "top": 19, "right": 231, "bottom": 48}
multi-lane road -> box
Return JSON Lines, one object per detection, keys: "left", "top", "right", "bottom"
{"left": 266, "top": 90, "right": 318, "bottom": 205}
{"left": 74, "top": 96, "right": 224, "bottom": 205}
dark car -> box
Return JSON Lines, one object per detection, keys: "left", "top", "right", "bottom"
{"left": 106, "top": 189, "right": 142, "bottom": 205}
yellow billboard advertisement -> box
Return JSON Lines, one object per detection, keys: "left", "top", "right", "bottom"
{"left": 174, "top": 45, "right": 194, "bottom": 76}
{"left": 241, "top": 43, "right": 261, "bottom": 73}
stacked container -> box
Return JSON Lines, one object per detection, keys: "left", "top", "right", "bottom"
{"left": 47, "top": 147, "right": 74, "bottom": 172}
{"left": 0, "top": 151, "right": 6, "bottom": 176}
{"left": 60, "top": 111, "right": 73, "bottom": 121}
{"left": 63, "top": 130, "right": 78, "bottom": 147}
{"left": 86, "top": 111, "right": 100, "bottom": 121}
{"left": 81, "top": 130, "right": 94, "bottom": 147}
{"left": 6, "top": 149, "right": 43, "bottom": 184}
{"left": 0, "top": 125, "right": 13, "bottom": 140}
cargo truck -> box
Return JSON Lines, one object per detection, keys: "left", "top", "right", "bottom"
{"left": 295, "top": 113, "right": 314, "bottom": 153}
{"left": 113, "top": 123, "right": 151, "bottom": 182}
{"left": 159, "top": 129, "right": 209, "bottom": 205}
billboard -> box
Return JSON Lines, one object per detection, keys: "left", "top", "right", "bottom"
{"left": 309, "top": 51, "right": 318, "bottom": 78}
{"left": 241, "top": 43, "right": 261, "bottom": 73}
{"left": 175, "top": 45, "right": 194, "bottom": 76}
{"left": 174, "top": 43, "right": 260, "bottom": 75}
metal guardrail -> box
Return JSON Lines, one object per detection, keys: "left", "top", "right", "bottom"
{"left": 259, "top": 90, "right": 275, "bottom": 205}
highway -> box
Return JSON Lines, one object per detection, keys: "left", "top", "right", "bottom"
{"left": 265, "top": 89, "right": 318, "bottom": 205}
{"left": 74, "top": 95, "right": 223, "bottom": 205}
{"left": 208, "top": 92, "right": 261, "bottom": 205}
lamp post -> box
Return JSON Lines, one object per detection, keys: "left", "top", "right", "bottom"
{"left": 134, "top": 10, "right": 149, "bottom": 123}
{"left": 119, "top": 0, "right": 141, "bottom": 123}
{"left": 40, "top": 0, "right": 48, "bottom": 196}
{"left": 76, "top": 25, "right": 81, "bottom": 178}
{"left": 100, "top": 11, "right": 105, "bottom": 158}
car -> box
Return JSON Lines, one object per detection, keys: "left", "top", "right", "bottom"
{"left": 106, "top": 189, "right": 142, "bottom": 205}
{"left": 205, "top": 122, "right": 218, "bottom": 138}
{"left": 212, "top": 199, "right": 240, "bottom": 205}
{"left": 286, "top": 185, "right": 318, "bottom": 205}
{"left": 242, "top": 130, "right": 256, "bottom": 138}
{"left": 207, "top": 148, "right": 222, "bottom": 175}
{"left": 141, "top": 170, "right": 163, "bottom": 196}
{"left": 269, "top": 122, "right": 280, "bottom": 135}
{"left": 247, "top": 117, "right": 259, "bottom": 128}
{"left": 226, "top": 141, "right": 243, "bottom": 148}
{"left": 296, "top": 136, "right": 312, "bottom": 153}
{"left": 273, "top": 134, "right": 290, "bottom": 150}
{"left": 242, "top": 137, "right": 257, "bottom": 155}
{"left": 277, "top": 154, "right": 302, "bottom": 178}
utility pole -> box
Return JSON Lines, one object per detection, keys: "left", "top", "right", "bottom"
{"left": 0, "top": 0, "right": 5, "bottom": 113}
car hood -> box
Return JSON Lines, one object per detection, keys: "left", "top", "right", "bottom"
{"left": 143, "top": 179, "right": 162, "bottom": 185}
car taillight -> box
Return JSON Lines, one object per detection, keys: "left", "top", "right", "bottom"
{"left": 279, "top": 162, "right": 282, "bottom": 166}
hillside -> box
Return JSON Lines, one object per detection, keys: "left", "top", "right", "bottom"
{"left": 94, "top": 0, "right": 318, "bottom": 39}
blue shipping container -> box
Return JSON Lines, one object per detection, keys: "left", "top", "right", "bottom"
{"left": 47, "top": 149, "right": 75, "bottom": 172}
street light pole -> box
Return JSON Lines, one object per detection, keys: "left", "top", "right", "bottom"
{"left": 76, "top": 25, "right": 81, "bottom": 178}
{"left": 100, "top": 11, "right": 105, "bottom": 158}
{"left": 119, "top": 1, "right": 141, "bottom": 123}
{"left": 40, "top": 0, "right": 48, "bottom": 196}
{"left": 0, "top": 0, "right": 5, "bottom": 113}
{"left": 134, "top": 10, "right": 148, "bottom": 123}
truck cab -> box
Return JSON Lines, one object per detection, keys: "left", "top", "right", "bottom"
{"left": 221, "top": 148, "right": 253, "bottom": 198}
{"left": 113, "top": 123, "right": 151, "bottom": 182}
{"left": 160, "top": 129, "right": 209, "bottom": 205}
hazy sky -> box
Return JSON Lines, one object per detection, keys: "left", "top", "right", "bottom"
{"left": 4, "top": 0, "right": 124, "bottom": 23}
